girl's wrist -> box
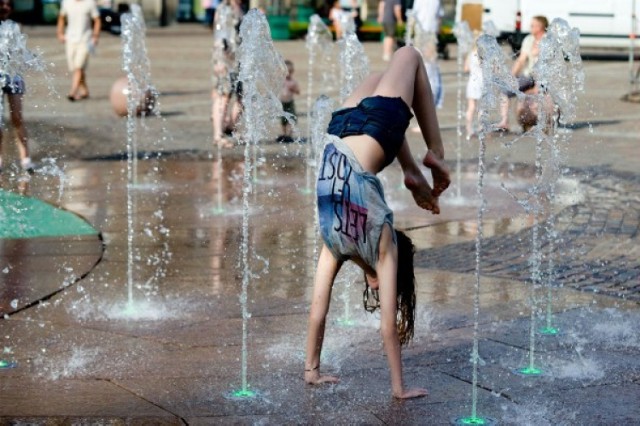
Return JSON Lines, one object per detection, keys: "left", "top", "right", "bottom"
{"left": 428, "top": 148, "right": 445, "bottom": 161}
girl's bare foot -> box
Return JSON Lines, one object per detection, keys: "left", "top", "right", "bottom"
{"left": 215, "top": 137, "right": 234, "bottom": 149}
{"left": 393, "top": 387, "right": 428, "bottom": 399}
{"left": 422, "top": 151, "right": 450, "bottom": 197}
{"left": 305, "top": 369, "right": 340, "bottom": 385}
{"left": 404, "top": 168, "right": 440, "bottom": 214}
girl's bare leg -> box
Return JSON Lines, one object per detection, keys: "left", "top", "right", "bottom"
{"left": 466, "top": 98, "right": 476, "bottom": 139}
{"left": 376, "top": 225, "right": 428, "bottom": 399}
{"left": 211, "top": 91, "right": 217, "bottom": 142}
{"left": 8, "top": 95, "right": 28, "bottom": 161}
{"left": 212, "top": 92, "right": 231, "bottom": 148}
{"left": 372, "top": 47, "right": 449, "bottom": 195}
{"left": 229, "top": 97, "right": 242, "bottom": 129}
{"left": 341, "top": 51, "right": 450, "bottom": 196}
{"left": 342, "top": 72, "right": 383, "bottom": 108}
{"left": 496, "top": 95, "right": 510, "bottom": 129}
{"left": 371, "top": 46, "right": 444, "bottom": 160}
{"left": 305, "top": 244, "right": 342, "bottom": 385}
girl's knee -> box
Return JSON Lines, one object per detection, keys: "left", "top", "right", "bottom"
{"left": 392, "top": 46, "right": 421, "bottom": 64}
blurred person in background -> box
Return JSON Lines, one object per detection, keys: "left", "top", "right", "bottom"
{"left": 57, "top": 0, "right": 101, "bottom": 102}
{"left": 378, "top": 0, "right": 403, "bottom": 61}
{"left": 496, "top": 15, "right": 548, "bottom": 132}
{"left": 0, "top": 0, "right": 32, "bottom": 171}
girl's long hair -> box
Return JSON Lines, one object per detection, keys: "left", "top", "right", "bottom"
{"left": 363, "top": 229, "right": 416, "bottom": 346}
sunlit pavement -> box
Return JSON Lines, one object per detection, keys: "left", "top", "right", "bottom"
{"left": 0, "top": 24, "right": 639, "bottom": 423}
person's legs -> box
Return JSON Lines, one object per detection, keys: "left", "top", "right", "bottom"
{"left": 7, "top": 94, "right": 28, "bottom": 162}
{"left": 496, "top": 95, "right": 510, "bottom": 129}
{"left": 70, "top": 69, "right": 82, "bottom": 99}
{"left": 372, "top": 47, "right": 444, "bottom": 160}
{"left": 341, "top": 53, "right": 450, "bottom": 197}
{"left": 229, "top": 97, "right": 242, "bottom": 125}
{"left": 466, "top": 98, "right": 476, "bottom": 139}
{"left": 78, "top": 69, "right": 89, "bottom": 98}
{"left": 205, "top": 8, "right": 215, "bottom": 29}
{"left": 382, "top": 35, "right": 394, "bottom": 61}
{"left": 67, "top": 42, "right": 89, "bottom": 99}
{"left": 212, "top": 92, "right": 232, "bottom": 148}
{"left": 305, "top": 244, "right": 342, "bottom": 384}
{"left": 65, "top": 42, "right": 75, "bottom": 98}
{"left": 368, "top": 47, "right": 449, "bottom": 195}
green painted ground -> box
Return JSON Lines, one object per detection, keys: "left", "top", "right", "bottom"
{"left": 0, "top": 189, "right": 98, "bottom": 239}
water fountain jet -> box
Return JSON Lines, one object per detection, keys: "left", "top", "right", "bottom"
{"left": 229, "top": 9, "right": 288, "bottom": 399}
{"left": 116, "top": 4, "right": 169, "bottom": 318}
{"left": 451, "top": 21, "right": 474, "bottom": 202}
{"left": 301, "top": 15, "right": 333, "bottom": 195}
{"left": 452, "top": 33, "right": 517, "bottom": 426}
{"left": 533, "top": 18, "right": 584, "bottom": 337}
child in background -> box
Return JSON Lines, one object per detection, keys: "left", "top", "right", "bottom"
{"left": 211, "top": 0, "right": 242, "bottom": 148}
{"left": 464, "top": 35, "right": 482, "bottom": 140}
{"left": 0, "top": 0, "right": 31, "bottom": 172}
{"left": 277, "top": 59, "right": 300, "bottom": 143}
{"left": 329, "top": 0, "right": 344, "bottom": 39}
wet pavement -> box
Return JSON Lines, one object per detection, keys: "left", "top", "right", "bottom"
{"left": 0, "top": 24, "right": 639, "bottom": 424}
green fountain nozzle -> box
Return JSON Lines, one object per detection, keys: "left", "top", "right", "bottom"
{"left": 226, "top": 388, "right": 258, "bottom": 400}
{"left": 539, "top": 326, "right": 560, "bottom": 336}
{"left": 0, "top": 360, "right": 17, "bottom": 369}
{"left": 122, "top": 302, "right": 138, "bottom": 316}
{"left": 514, "top": 366, "right": 543, "bottom": 376}
{"left": 336, "top": 318, "right": 355, "bottom": 327}
{"left": 452, "top": 415, "right": 497, "bottom": 425}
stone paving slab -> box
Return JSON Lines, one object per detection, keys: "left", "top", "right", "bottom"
{"left": 0, "top": 235, "right": 103, "bottom": 315}
{"left": 417, "top": 163, "right": 640, "bottom": 301}
{"left": 0, "top": 378, "right": 177, "bottom": 418}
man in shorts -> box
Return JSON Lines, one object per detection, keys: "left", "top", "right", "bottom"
{"left": 56, "top": 0, "right": 100, "bottom": 101}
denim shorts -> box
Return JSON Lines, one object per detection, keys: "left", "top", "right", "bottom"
{"left": 505, "top": 75, "right": 535, "bottom": 98}
{"left": 327, "top": 95, "right": 413, "bottom": 168}
{"left": 1, "top": 74, "right": 25, "bottom": 95}
{"left": 317, "top": 135, "right": 395, "bottom": 269}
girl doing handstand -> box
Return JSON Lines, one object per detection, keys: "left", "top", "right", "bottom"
{"left": 305, "top": 46, "right": 450, "bottom": 399}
